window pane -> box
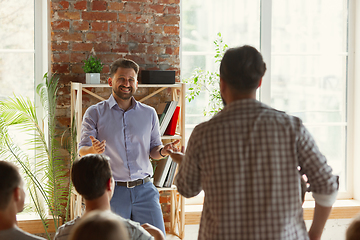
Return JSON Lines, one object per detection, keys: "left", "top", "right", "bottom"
{"left": 271, "top": 0, "right": 348, "bottom": 191}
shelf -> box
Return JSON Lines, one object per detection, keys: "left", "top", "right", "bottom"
{"left": 81, "top": 83, "right": 183, "bottom": 88}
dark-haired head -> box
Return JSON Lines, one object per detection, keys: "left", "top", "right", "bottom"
{"left": 220, "top": 45, "right": 266, "bottom": 94}
{"left": 0, "top": 161, "right": 22, "bottom": 210}
{"left": 71, "top": 154, "right": 112, "bottom": 200}
{"left": 110, "top": 59, "right": 139, "bottom": 78}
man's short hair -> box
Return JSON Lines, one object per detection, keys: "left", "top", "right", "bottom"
{"left": 346, "top": 215, "right": 360, "bottom": 240}
{"left": 0, "top": 161, "right": 21, "bottom": 210}
{"left": 71, "top": 154, "right": 112, "bottom": 200}
{"left": 110, "top": 58, "right": 139, "bottom": 77}
{"left": 220, "top": 45, "right": 267, "bottom": 92}
{"left": 69, "top": 210, "right": 129, "bottom": 240}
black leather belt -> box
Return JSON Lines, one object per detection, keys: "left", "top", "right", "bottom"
{"left": 116, "top": 176, "right": 151, "bottom": 188}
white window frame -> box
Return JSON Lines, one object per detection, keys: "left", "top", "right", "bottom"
{"left": 182, "top": 0, "right": 358, "bottom": 201}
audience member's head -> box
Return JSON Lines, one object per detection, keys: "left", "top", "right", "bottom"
{"left": 0, "top": 161, "right": 25, "bottom": 212}
{"left": 71, "top": 154, "right": 113, "bottom": 200}
{"left": 346, "top": 214, "right": 360, "bottom": 240}
{"left": 69, "top": 210, "right": 129, "bottom": 240}
{"left": 110, "top": 58, "right": 139, "bottom": 77}
{"left": 220, "top": 45, "right": 266, "bottom": 93}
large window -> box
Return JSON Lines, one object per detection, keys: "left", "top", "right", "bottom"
{"left": 182, "top": 0, "right": 350, "bottom": 197}
{"left": 0, "top": 0, "right": 48, "bottom": 215}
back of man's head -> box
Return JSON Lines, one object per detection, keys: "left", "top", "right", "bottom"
{"left": 346, "top": 215, "right": 360, "bottom": 240}
{"left": 220, "top": 45, "right": 266, "bottom": 93}
{"left": 0, "top": 161, "right": 22, "bottom": 210}
{"left": 71, "top": 154, "right": 112, "bottom": 200}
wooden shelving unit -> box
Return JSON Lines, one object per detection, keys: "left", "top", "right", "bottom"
{"left": 70, "top": 82, "right": 186, "bottom": 239}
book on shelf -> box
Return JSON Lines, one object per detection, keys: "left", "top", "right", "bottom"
{"left": 159, "top": 101, "right": 178, "bottom": 136}
{"left": 157, "top": 102, "right": 171, "bottom": 124}
{"left": 164, "top": 106, "right": 180, "bottom": 136}
{"left": 153, "top": 155, "right": 178, "bottom": 188}
{"left": 163, "top": 161, "right": 178, "bottom": 188}
{"left": 153, "top": 155, "right": 173, "bottom": 187}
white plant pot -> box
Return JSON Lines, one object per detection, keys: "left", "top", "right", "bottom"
{"left": 86, "top": 73, "right": 100, "bottom": 84}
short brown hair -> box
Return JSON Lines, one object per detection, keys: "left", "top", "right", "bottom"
{"left": 71, "top": 154, "right": 112, "bottom": 200}
{"left": 110, "top": 58, "right": 139, "bottom": 77}
{"left": 69, "top": 210, "right": 129, "bottom": 240}
{"left": 0, "top": 161, "right": 22, "bottom": 210}
{"left": 220, "top": 45, "right": 266, "bottom": 92}
{"left": 346, "top": 215, "right": 360, "bottom": 240}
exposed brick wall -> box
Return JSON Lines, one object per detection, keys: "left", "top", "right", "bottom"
{"left": 51, "top": 0, "right": 180, "bottom": 232}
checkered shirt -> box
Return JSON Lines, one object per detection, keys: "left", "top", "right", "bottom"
{"left": 175, "top": 99, "right": 339, "bottom": 240}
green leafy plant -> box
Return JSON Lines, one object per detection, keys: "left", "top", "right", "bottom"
{"left": 0, "top": 73, "right": 76, "bottom": 239}
{"left": 82, "top": 56, "right": 104, "bottom": 73}
{"left": 183, "top": 33, "right": 229, "bottom": 116}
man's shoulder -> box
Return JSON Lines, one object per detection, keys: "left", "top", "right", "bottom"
{"left": 54, "top": 217, "right": 81, "bottom": 240}
{"left": 116, "top": 216, "right": 153, "bottom": 240}
{"left": 0, "top": 227, "right": 46, "bottom": 240}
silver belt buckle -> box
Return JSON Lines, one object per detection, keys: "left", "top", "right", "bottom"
{"left": 127, "top": 181, "right": 135, "bottom": 188}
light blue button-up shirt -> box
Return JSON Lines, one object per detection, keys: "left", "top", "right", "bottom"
{"left": 79, "top": 95, "right": 162, "bottom": 181}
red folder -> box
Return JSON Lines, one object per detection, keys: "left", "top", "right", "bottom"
{"left": 164, "top": 106, "right": 180, "bottom": 136}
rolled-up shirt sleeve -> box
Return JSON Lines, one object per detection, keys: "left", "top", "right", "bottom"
{"left": 175, "top": 124, "right": 203, "bottom": 198}
{"left": 297, "top": 121, "right": 339, "bottom": 205}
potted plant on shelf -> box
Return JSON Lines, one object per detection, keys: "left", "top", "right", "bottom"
{"left": 0, "top": 73, "right": 77, "bottom": 239}
{"left": 82, "top": 56, "right": 104, "bottom": 84}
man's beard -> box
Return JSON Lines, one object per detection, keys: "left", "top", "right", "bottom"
{"left": 113, "top": 85, "right": 134, "bottom": 100}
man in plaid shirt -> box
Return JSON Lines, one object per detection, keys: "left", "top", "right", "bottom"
{"left": 168, "top": 45, "right": 339, "bottom": 240}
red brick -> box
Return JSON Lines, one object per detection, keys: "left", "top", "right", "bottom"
{"left": 147, "top": 45, "right": 165, "bottom": 55}
{"left": 143, "top": 4, "right": 164, "bottom": 14}
{"left": 109, "top": 23, "right": 126, "bottom": 32}
{"left": 52, "top": 42, "right": 69, "bottom": 51}
{"left": 92, "top": 1, "right": 107, "bottom": 11}
{"left": 52, "top": 32, "right": 83, "bottom": 42}
{"left": 125, "top": 55, "right": 146, "bottom": 65}
{"left": 56, "top": 11, "right": 81, "bottom": 20}
{"left": 72, "top": 21, "right": 90, "bottom": 31}
{"left": 82, "top": 12, "right": 117, "bottom": 21}
{"left": 157, "top": 0, "right": 180, "bottom": 3}
{"left": 127, "top": 13, "right": 152, "bottom": 24}
{"left": 118, "top": 13, "right": 128, "bottom": 22}
{"left": 94, "top": 43, "right": 112, "bottom": 52}
{"left": 127, "top": 23, "right": 145, "bottom": 33}
{"left": 125, "top": 0, "right": 151, "bottom": 2}
{"left": 52, "top": 53, "right": 70, "bottom": 63}
{"left": 71, "top": 64, "right": 84, "bottom": 74}
{"left": 52, "top": 21, "right": 70, "bottom": 31}
{"left": 128, "top": 33, "right": 153, "bottom": 44}
{"left": 147, "top": 25, "right": 163, "bottom": 34}
{"left": 98, "top": 54, "right": 123, "bottom": 64}
{"left": 52, "top": 1, "right": 69, "bottom": 10}
{"left": 164, "top": 25, "right": 179, "bottom": 35}
{"left": 158, "top": 55, "right": 179, "bottom": 65}
{"left": 101, "top": 65, "right": 110, "bottom": 74}
{"left": 154, "top": 15, "right": 179, "bottom": 25}
{"left": 72, "top": 42, "right": 93, "bottom": 52}
{"left": 52, "top": 64, "right": 70, "bottom": 73}
{"left": 145, "top": 55, "right": 158, "bottom": 64}
{"left": 125, "top": 2, "right": 141, "bottom": 12}
{"left": 165, "top": 46, "right": 179, "bottom": 55}
{"left": 153, "top": 35, "right": 179, "bottom": 45}
{"left": 91, "top": 22, "right": 108, "bottom": 31}
{"left": 112, "top": 43, "right": 128, "bottom": 53}
{"left": 164, "top": 5, "right": 180, "bottom": 14}
{"left": 70, "top": 53, "right": 86, "bottom": 63}
{"left": 108, "top": 2, "right": 124, "bottom": 11}
{"left": 74, "top": 1, "right": 87, "bottom": 10}
{"left": 130, "top": 43, "right": 146, "bottom": 53}
{"left": 86, "top": 32, "right": 112, "bottom": 42}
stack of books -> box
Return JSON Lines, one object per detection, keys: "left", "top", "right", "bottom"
{"left": 157, "top": 101, "right": 180, "bottom": 136}
{"left": 153, "top": 156, "right": 178, "bottom": 188}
